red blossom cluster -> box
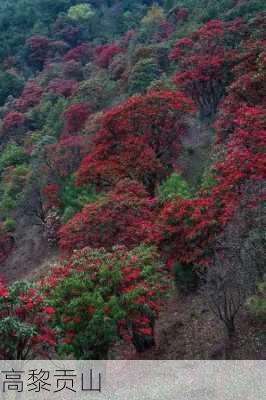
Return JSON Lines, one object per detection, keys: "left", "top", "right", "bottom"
{"left": 16, "top": 80, "right": 43, "bottom": 111}
{"left": 39, "top": 245, "right": 169, "bottom": 356}
{"left": 94, "top": 44, "right": 121, "bottom": 68}
{"left": 76, "top": 90, "right": 195, "bottom": 190}
{"left": 174, "top": 7, "right": 189, "bottom": 23}
{"left": 0, "top": 281, "right": 56, "bottom": 359}
{"left": 3, "top": 111, "right": 26, "bottom": 131}
{"left": 25, "top": 36, "right": 51, "bottom": 68}
{"left": 0, "top": 279, "right": 9, "bottom": 298}
{"left": 47, "top": 78, "right": 78, "bottom": 98}
{"left": 155, "top": 21, "right": 174, "bottom": 41}
{"left": 42, "top": 184, "right": 61, "bottom": 209}
{"left": 58, "top": 179, "right": 156, "bottom": 253}
{"left": 170, "top": 18, "right": 248, "bottom": 116}
{"left": 215, "top": 38, "right": 266, "bottom": 142}
{"left": 63, "top": 43, "right": 90, "bottom": 63}
{"left": 25, "top": 36, "right": 69, "bottom": 69}
{"left": 63, "top": 102, "right": 90, "bottom": 134}
{"left": 153, "top": 102, "right": 266, "bottom": 267}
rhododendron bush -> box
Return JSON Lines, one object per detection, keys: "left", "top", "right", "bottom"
{"left": 2, "top": 111, "right": 26, "bottom": 132}
{"left": 153, "top": 103, "right": 266, "bottom": 268}
{"left": 63, "top": 102, "right": 90, "bottom": 134}
{"left": 42, "top": 184, "right": 61, "bottom": 210}
{"left": 47, "top": 78, "right": 78, "bottom": 98}
{"left": 77, "top": 135, "right": 162, "bottom": 190}
{"left": 16, "top": 80, "right": 43, "bottom": 111}
{"left": 1, "top": 244, "right": 169, "bottom": 359}
{"left": 76, "top": 90, "right": 195, "bottom": 190}
{"left": 63, "top": 43, "right": 91, "bottom": 63}
{"left": 0, "top": 280, "right": 56, "bottom": 359}
{"left": 42, "top": 245, "right": 169, "bottom": 358}
{"left": 215, "top": 37, "right": 266, "bottom": 142}
{"left": 59, "top": 179, "right": 155, "bottom": 253}
{"left": 94, "top": 44, "right": 121, "bottom": 69}
{"left": 25, "top": 36, "right": 51, "bottom": 69}
{"left": 170, "top": 19, "right": 248, "bottom": 116}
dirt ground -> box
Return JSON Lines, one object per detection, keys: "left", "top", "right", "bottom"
{"left": 0, "top": 217, "right": 56, "bottom": 283}
{"left": 112, "top": 291, "right": 266, "bottom": 360}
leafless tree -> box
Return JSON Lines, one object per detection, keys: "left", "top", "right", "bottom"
{"left": 200, "top": 180, "right": 265, "bottom": 339}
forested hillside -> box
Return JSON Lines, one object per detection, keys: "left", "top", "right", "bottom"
{"left": 0, "top": 0, "right": 265, "bottom": 360}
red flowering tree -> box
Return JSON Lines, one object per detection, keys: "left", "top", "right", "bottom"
{"left": 59, "top": 179, "right": 155, "bottom": 253}
{"left": 77, "top": 135, "right": 163, "bottom": 190}
{"left": 63, "top": 103, "right": 90, "bottom": 134}
{"left": 43, "top": 135, "right": 90, "bottom": 179}
{"left": 153, "top": 105, "right": 266, "bottom": 268}
{"left": 212, "top": 105, "right": 266, "bottom": 220}
{"left": 16, "top": 80, "right": 43, "bottom": 111}
{"left": 152, "top": 196, "right": 217, "bottom": 267}
{"left": 0, "top": 280, "right": 56, "bottom": 359}
{"left": 42, "top": 184, "right": 61, "bottom": 210}
{"left": 76, "top": 90, "right": 195, "bottom": 191}
{"left": 42, "top": 245, "right": 169, "bottom": 358}
{"left": 154, "top": 21, "right": 174, "bottom": 41}
{"left": 47, "top": 78, "right": 78, "bottom": 98}
{"left": 2, "top": 111, "right": 26, "bottom": 138}
{"left": 170, "top": 18, "right": 247, "bottom": 117}
{"left": 3, "top": 111, "right": 25, "bottom": 130}
{"left": 215, "top": 38, "right": 265, "bottom": 142}
{"left": 174, "top": 7, "right": 189, "bottom": 23}
{"left": 94, "top": 44, "right": 121, "bottom": 68}
{"left": 63, "top": 43, "right": 91, "bottom": 63}
{"left": 25, "top": 36, "right": 51, "bottom": 69}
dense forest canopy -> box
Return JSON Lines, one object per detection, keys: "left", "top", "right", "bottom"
{"left": 0, "top": 0, "right": 265, "bottom": 360}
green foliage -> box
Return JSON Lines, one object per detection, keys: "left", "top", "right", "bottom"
{"left": 67, "top": 3, "right": 95, "bottom": 23}
{"left": 0, "top": 0, "right": 71, "bottom": 61}
{"left": 0, "top": 316, "right": 35, "bottom": 359}
{"left": 0, "top": 143, "right": 27, "bottom": 174}
{"left": 138, "top": 4, "right": 167, "bottom": 43}
{"left": 59, "top": 178, "right": 100, "bottom": 223}
{"left": 3, "top": 217, "right": 16, "bottom": 232}
{"left": 164, "top": 0, "right": 177, "bottom": 12}
{"left": 158, "top": 172, "right": 191, "bottom": 203}
{"left": 247, "top": 281, "right": 266, "bottom": 320}
{"left": 169, "top": 0, "right": 264, "bottom": 25}
{"left": 200, "top": 167, "right": 217, "bottom": 191}
{"left": 47, "top": 245, "right": 168, "bottom": 359}
{"left": 128, "top": 57, "right": 159, "bottom": 94}
{"left": 225, "top": 0, "right": 265, "bottom": 20}
{"left": 142, "top": 4, "right": 165, "bottom": 26}
{"left": 0, "top": 280, "right": 55, "bottom": 359}
{"left": 28, "top": 96, "right": 68, "bottom": 138}
{"left": 0, "top": 71, "right": 24, "bottom": 106}
{"left": 74, "top": 73, "right": 116, "bottom": 111}
{"left": 0, "top": 164, "right": 31, "bottom": 218}
{"left": 0, "top": 196, "right": 16, "bottom": 217}
{"left": 173, "top": 261, "right": 197, "bottom": 291}
{"left": 148, "top": 73, "right": 175, "bottom": 91}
